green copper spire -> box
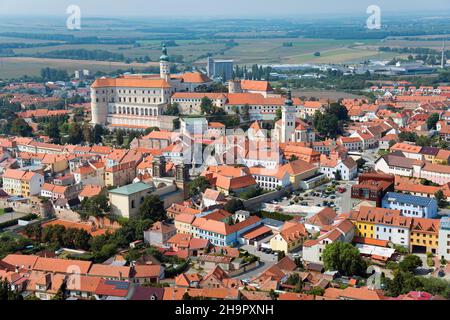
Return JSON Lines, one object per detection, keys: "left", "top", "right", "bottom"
{"left": 160, "top": 44, "right": 169, "bottom": 62}
{"left": 285, "top": 90, "right": 293, "bottom": 106}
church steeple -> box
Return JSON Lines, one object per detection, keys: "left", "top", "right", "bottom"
{"left": 281, "top": 89, "right": 296, "bottom": 143}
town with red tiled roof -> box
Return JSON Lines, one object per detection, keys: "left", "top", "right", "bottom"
{"left": 0, "top": 5, "right": 450, "bottom": 305}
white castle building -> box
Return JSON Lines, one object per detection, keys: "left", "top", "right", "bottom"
{"left": 91, "top": 45, "right": 212, "bottom": 131}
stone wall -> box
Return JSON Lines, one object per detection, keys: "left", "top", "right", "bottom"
{"left": 242, "top": 187, "right": 292, "bottom": 211}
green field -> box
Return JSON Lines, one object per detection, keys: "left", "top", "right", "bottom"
{"left": 0, "top": 37, "right": 409, "bottom": 79}
{"left": 0, "top": 15, "right": 447, "bottom": 79}
{"left": 0, "top": 57, "right": 160, "bottom": 79}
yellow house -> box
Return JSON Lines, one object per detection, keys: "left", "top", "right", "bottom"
{"left": 410, "top": 218, "right": 440, "bottom": 254}
{"left": 433, "top": 150, "right": 450, "bottom": 165}
{"left": 2, "top": 169, "right": 44, "bottom": 197}
{"left": 349, "top": 207, "right": 380, "bottom": 239}
{"left": 174, "top": 214, "right": 196, "bottom": 235}
{"left": 42, "top": 154, "right": 69, "bottom": 173}
{"left": 354, "top": 221, "right": 376, "bottom": 239}
{"left": 282, "top": 159, "right": 318, "bottom": 190}
{"left": 270, "top": 222, "right": 306, "bottom": 254}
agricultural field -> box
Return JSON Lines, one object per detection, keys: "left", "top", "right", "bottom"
{"left": 0, "top": 57, "right": 159, "bottom": 79}
{"left": 0, "top": 37, "right": 411, "bottom": 79}
{"left": 0, "top": 15, "right": 448, "bottom": 79}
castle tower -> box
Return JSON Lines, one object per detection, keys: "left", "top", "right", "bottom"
{"left": 90, "top": 84, "right": 108, "bottom": 125}
{"left": 281, "top": 90, "right": 296, "bottom": 143}
{"left": 160, "top": 44, "right": 170, "bottom": 81}
{"left": 228, "top": 80, "right": 242, "bottom": 93}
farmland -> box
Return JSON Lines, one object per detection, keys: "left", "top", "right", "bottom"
{"left": 0, "top": 15, "right": 449, "bottom": 79}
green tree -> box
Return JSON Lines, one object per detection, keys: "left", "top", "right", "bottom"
{"left": 200, "top": 97, "right": 214, "bottom": 115}
{"left": 399, "top": 254, "right": 423, "bottom": 273}
{"left": 224, "top": 198, "right": 244, "bottom": 213}
{"left": 398, "top": 132, "right": 418, "bottom": 143}
{"left": 322, "top": 242, "right": 367, "bottom": 276}
{"left": 334, "top": 170, "right": 342, "bottom": 181}
{"left": 415, "top": 135, "right": 432, "bottom": 147}
{"left": 68, "top": 122, "right": 82, "bottom": 144}
{"left": 144, "top": 127, "right": 160, "bottom": 135}
{"left": 309, "top": 286, "right": 325, "bottom": 296}
{"left": 165, "top": 103, "right": 180, "bottom": 116}
{"left": 82, "top": 123, "right": 93, "bottom": 144}
{"left": 269, "top": 289, "right": 278, "bottom": 300}
{"left": 11, "top": 118, "right": 33, "bottom": 137}
{"left": 434, "top": 190, "right": 447, "bottom": 208}
{"left": 0, "top": 279, "right": 23, "bottom": 300}
{"left": 427, "top": 113, "right": 440, "bottom": 130}
{"left": 92, "top": 124, "right": 104, "bottom": 144}
{"left": 242, "top": 104, "right": 250, "bottom": 122}
{"left": 79, "top": 194, "right": 110, "bottom": 219}
{"left": 313, "top": 111, "right": 342, "bottom": 138}
{"left": 115, "top": 130, "right": 124, "bottom": 146}
{"left": 328, "top": 102, "right": 349, "bottom": 121}
{"left": 188, "top": 176, "right": 211, "bottom": 197}
{"left": 45, "top": 121, "right": 61, "bottom": 143}
{"left": 138, "top": 195, "right": 166, "bottom": 222}
{"left": 275, "top": 108, "right": 282, "bottom": 121}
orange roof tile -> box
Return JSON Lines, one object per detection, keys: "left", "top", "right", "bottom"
{"left": 92, "top": 76, "right": 171, "bottom": 89}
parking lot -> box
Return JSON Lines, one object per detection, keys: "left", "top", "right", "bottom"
{"left": 240, "top": 244, "right": 278, "bottom": 263}
{"left": 269, "top": 181, "right": 357, "bottom": 214}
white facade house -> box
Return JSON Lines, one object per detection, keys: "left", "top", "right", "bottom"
{"left": 249, "top": 167, "right": 291, "bottom": 191}
{"left": 381, "top": 192, "right": 438, "bottom": 219}
{"left": 243, "top": 150, "right": 282, "bottom": 170}
{"left": 303, "top": 220, "right": 355, "bottom": 264}
{"left": 2, "top": 169, "right": 44, "bottom": 197}
{"left": 375, "top": 223, "right": 410, "bottom": 248}
{"left": 319, "top": 155, "right": 357, "bottom": 181}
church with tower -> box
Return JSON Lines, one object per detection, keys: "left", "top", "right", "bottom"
{"left": 273, "top": 91, "right": 316, "bottom": 144}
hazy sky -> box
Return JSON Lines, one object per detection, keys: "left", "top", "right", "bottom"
{"left": 0, "top": 0, "right": 449, "bottom": 18}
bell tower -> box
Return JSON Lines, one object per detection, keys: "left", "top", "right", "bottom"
{"left": 281, "top": 90, "right": 296, "bottom": 143}
{"left": 160, "top": 44, "right": 170, "bottom": 81}
{"left": 175, "top": 163, "right": 190, "bottom": 199}
{"left": 152, "top": 155, "right": 166, "bottom": 178}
